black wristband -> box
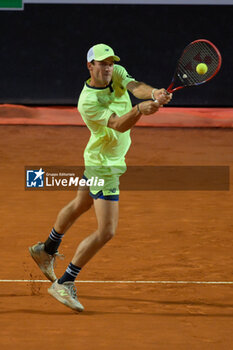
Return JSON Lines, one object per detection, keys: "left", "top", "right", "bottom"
{"left": 137, "top": 104, "right": 141, "bottom": 114}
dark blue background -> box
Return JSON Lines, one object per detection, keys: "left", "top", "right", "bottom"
{"left": 0, "top": 4, "right": 232, "bottom": 106}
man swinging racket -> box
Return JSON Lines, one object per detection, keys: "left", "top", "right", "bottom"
{"left": 29, "top": 43, "right": 172, "bottom": 312}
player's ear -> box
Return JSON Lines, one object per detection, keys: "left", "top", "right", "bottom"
{"left": 87, "top": 61, "right": 95, "bottom": 71}
{"left": 87, "top": 62, "right": 91, "bottom": 71}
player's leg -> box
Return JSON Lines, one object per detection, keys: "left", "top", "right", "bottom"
{"left": 53, "top": 187, "right": 93, "bottom": 234}
{"left": 71, "top": 197, "right": 118, "bottom": 267}
{"left": 48, "top": 198, "right": 118, "bottom": 311}
{"left": 29, "top": 187, "right": 93, "bottom": 282}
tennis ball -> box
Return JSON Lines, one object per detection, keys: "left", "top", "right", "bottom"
{"left": 196, "top": 63, "right": 208, "bottom": 75}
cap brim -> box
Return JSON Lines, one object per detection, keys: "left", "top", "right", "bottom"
{"left": 113, "top": 55, "right": 120, "bottom": 62}
{"left": 95, "top": 54, "right": 120, "bottom": 62}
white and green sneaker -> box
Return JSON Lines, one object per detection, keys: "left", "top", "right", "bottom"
{"left": 29, "top": 242, "right": 62, "bottom": 282}
{"left": 48, "top": 280, "right": 84, "bottom": 312}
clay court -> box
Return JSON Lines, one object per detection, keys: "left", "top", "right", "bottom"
{"left": 1, "top": 116, "right": 233, "bottom": 349}
{"left": 0, "top": 0, "right": 232, "bottom": 348}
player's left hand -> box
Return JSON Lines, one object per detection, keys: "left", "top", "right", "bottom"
{"left": 154, "top": 88, "right": 172, "bottom": 105}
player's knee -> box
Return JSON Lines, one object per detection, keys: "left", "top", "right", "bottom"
{"left": 98, "top": 224, "right": 116, "bottom": 243}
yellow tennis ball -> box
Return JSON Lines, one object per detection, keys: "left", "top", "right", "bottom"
{"left": 196, "top": 63, "right": 208, "bottom": 75}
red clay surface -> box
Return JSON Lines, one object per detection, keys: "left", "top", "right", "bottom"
{"left": 0, "top": 104, "right": 233, "bottom": 127}
{"left": 0, "top": 125, "right": 233, "bottom": 350}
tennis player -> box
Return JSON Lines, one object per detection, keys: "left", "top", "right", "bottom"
{"left": 29, "top": 43, "right": 172, "bottom": 312}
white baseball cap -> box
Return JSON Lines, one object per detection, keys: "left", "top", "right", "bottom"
{"left": 87, "top": 43, "right": 120, "bottom": 62}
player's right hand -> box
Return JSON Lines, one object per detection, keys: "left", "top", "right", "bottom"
{"left": 138, "top": 100, "right": 160, "bottom": 115}
{"left": 154, "top": 89, "right": 173, "bottom": 105}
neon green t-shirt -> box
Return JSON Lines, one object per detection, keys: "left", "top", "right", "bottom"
{"left": 77, "top": 64, "right": 135, "bottom": 194}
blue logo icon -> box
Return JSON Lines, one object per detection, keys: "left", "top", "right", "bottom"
{"left": 26, "top": 168, "right": 45, "bottom": 188}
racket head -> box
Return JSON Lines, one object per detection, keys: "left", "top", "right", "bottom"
{"left": 167, "top": 39, "right": 222, "bottom": 93}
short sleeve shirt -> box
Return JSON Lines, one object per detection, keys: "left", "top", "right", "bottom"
{"left": 78, "top": 64, "right": 135, "bottom": 172}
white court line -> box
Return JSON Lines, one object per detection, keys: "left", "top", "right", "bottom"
{"left": 0, "top": 280, "right": 233, "bottom": 284}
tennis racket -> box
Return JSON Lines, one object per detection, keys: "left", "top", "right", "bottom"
{"left": 166, "top": 39, "right": 222, "bottom": 93}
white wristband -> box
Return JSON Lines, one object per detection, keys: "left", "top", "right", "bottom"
{"left": 151, "top": 89, "right": 158, "bottom": 103}
{"left": 151, "top": 89, "right": 157, "bottom": 101}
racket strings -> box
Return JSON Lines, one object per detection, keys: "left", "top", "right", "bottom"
{"left": 176, "top": 41, "right": 220, "bottom": 86}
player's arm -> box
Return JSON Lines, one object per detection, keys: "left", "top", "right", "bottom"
{"left": 107, "top": 100, "right": 159, "bottom": 133}
{"left": 127, "top": 81, "right": 172, "bottom": 105}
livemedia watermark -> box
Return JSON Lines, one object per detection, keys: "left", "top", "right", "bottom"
{"left": 25, "top": 166, "right": 230, "bottom": 191}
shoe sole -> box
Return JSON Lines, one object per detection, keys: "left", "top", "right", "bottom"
{"left": 48, "top": 287, "right": 84, "bottom": 312}
{"left": 29, "top": 246, "right": 56, "bottom": 282}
